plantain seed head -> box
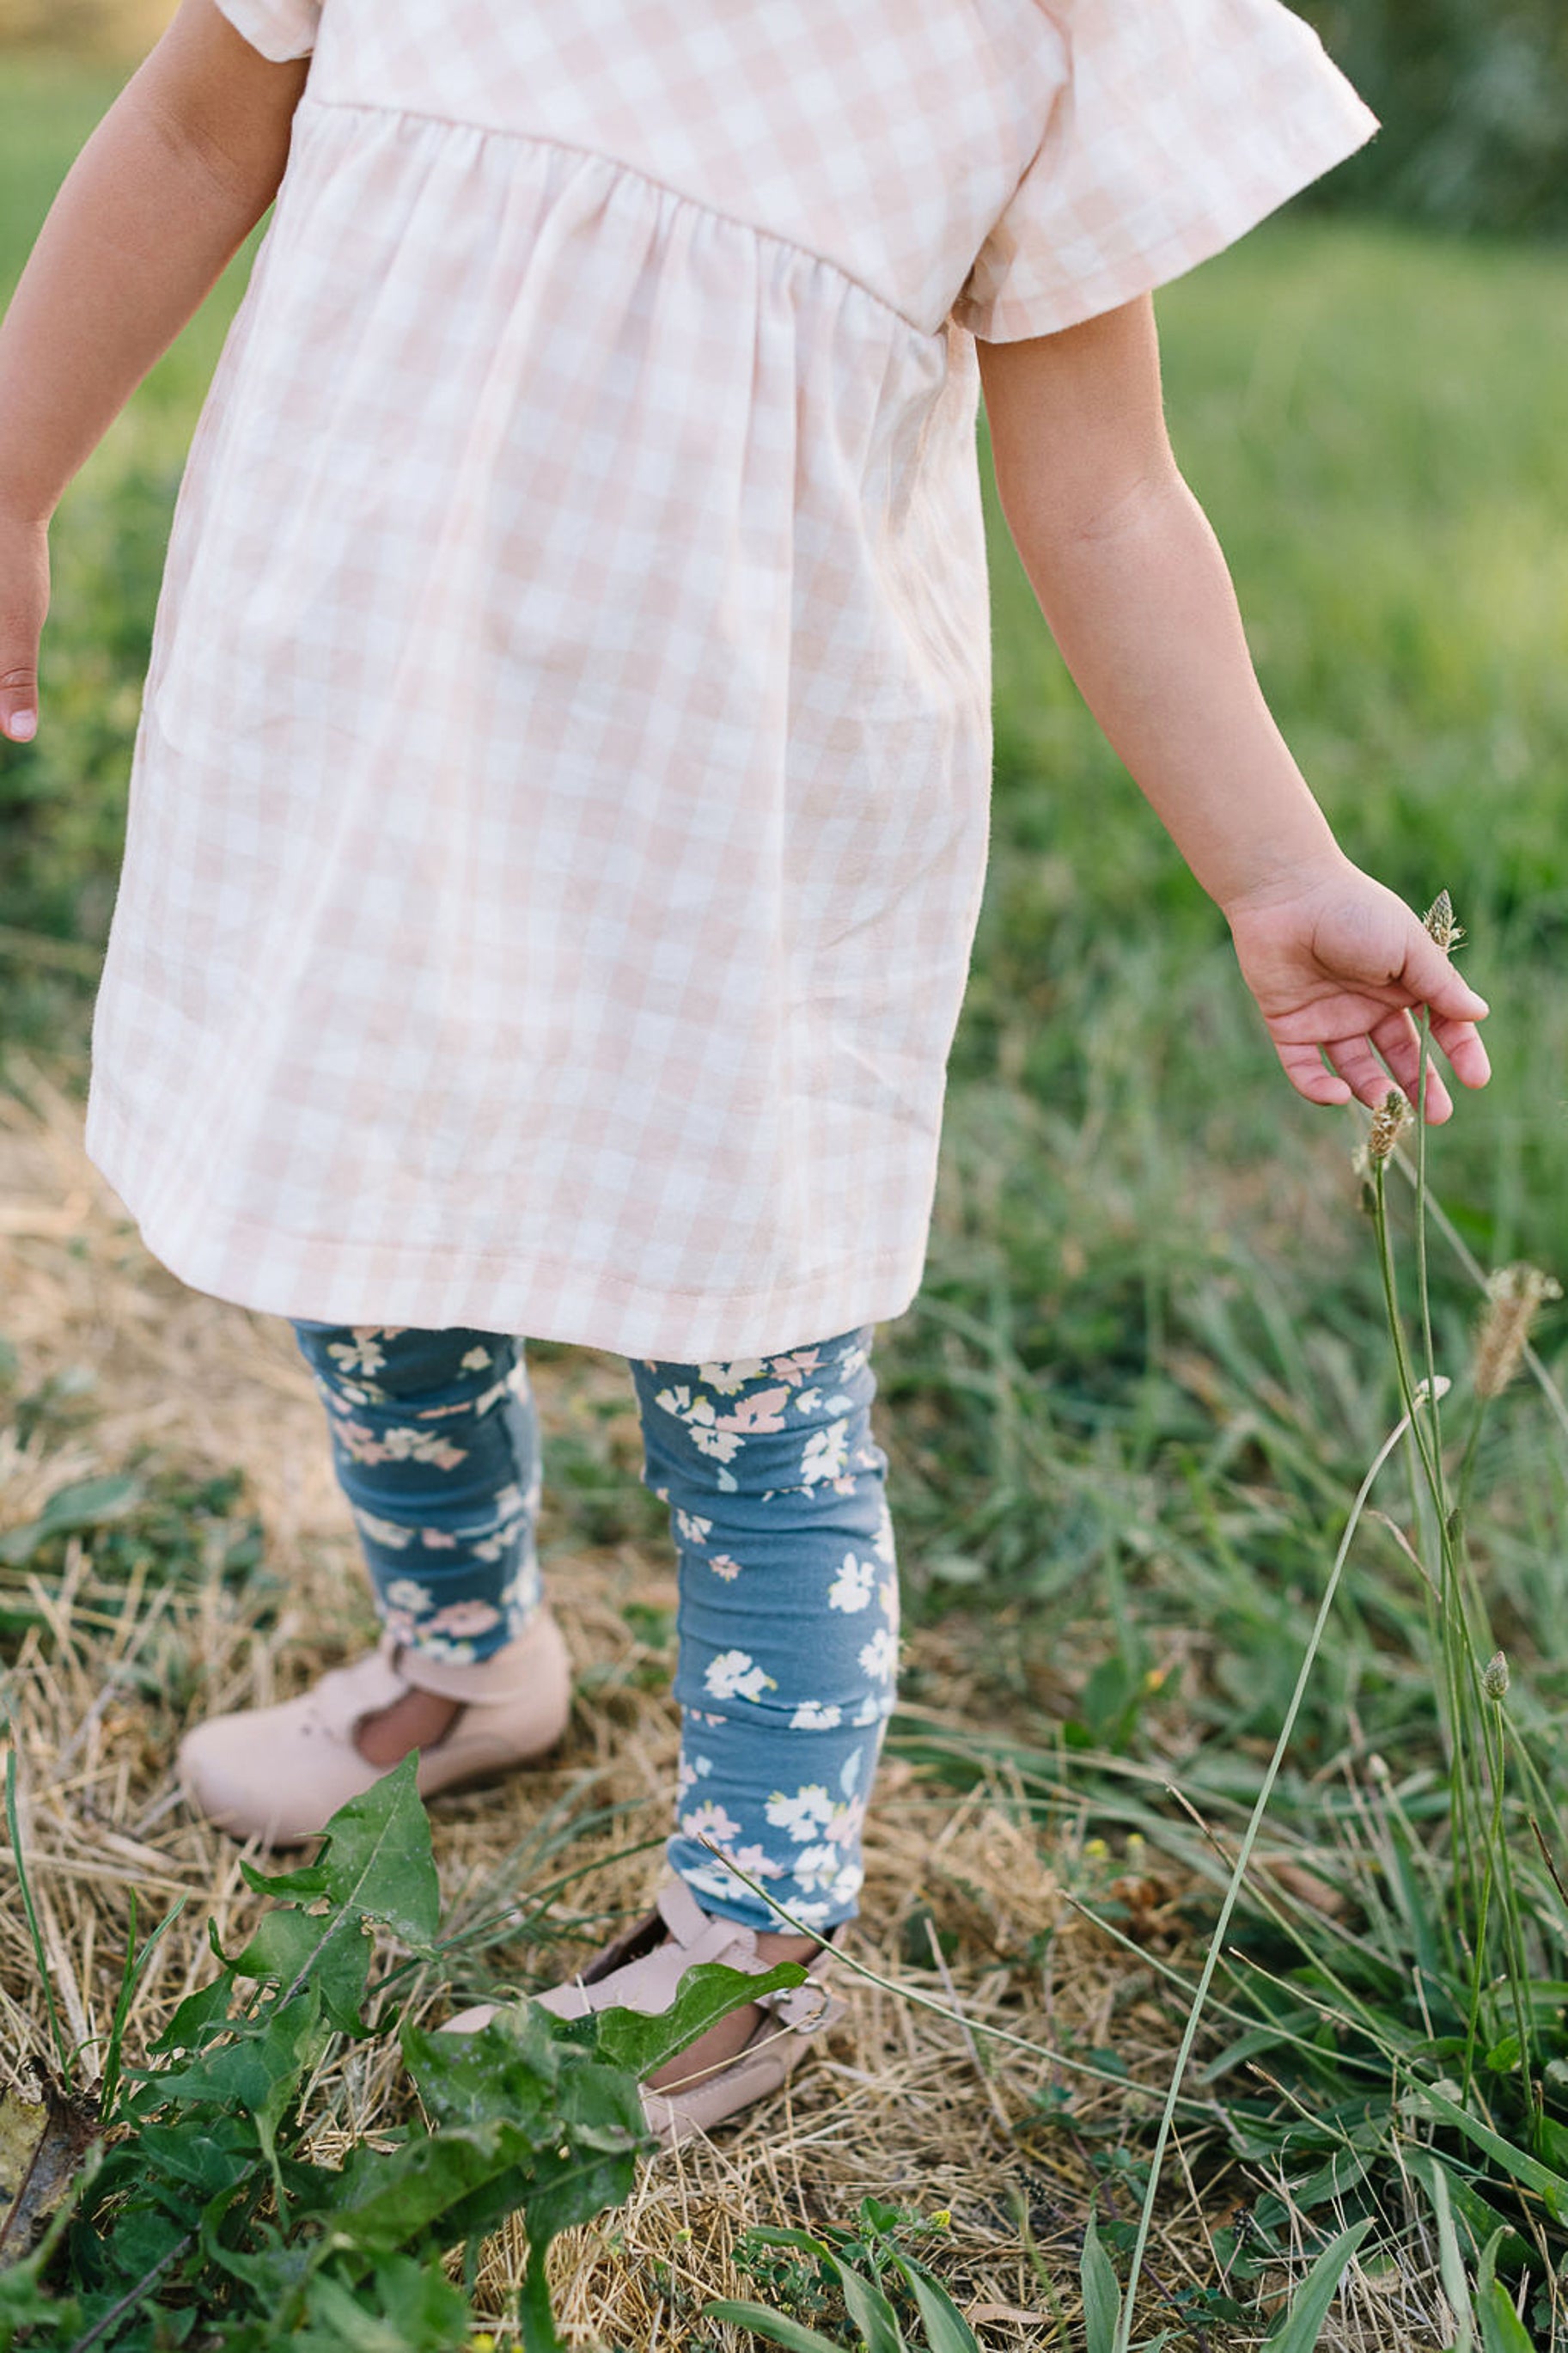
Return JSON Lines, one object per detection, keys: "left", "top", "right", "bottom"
{"left": 1368, "top": 1090, "right": 1412, "bottom": 1164}
{"left": 1473, "top": 1262, "right": 1563, "bottom": 1399}
{"left": 1424, "top": 889, "right": 1465, "bottom": 952}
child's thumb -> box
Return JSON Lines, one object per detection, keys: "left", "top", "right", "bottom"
{"left": 1405, "top": 918, "right": 1488, "bottom": 1023}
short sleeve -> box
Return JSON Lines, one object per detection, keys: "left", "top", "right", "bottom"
{"left": 951, "top": 0, "right": 1378, "bottom": 342}
{"left": 212, "top": 0, "right": 320, "bottom": 62}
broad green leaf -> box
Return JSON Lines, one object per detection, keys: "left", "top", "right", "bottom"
{"left": 129, "top": 2119, "right": 253, "bottom": 2202}
{"left": 147, "top": 1992, "right": 326, "bottom": 2142}
{"left": 1284, "top": 2146, "right": 1375, "bottom": 2216}
{"left": 883, "top": 2246, "right": 981, "bottom": 2353}
{"left": 294, "top": 2254, "right": 472, "bottom": 2350}
{"left": 833, "top": 2258, "right": 905, "bottom": 2353}
{"left": 1261, "top": 2222, "right": 1371, "bottom": 2353}
{"left": 1080, "top": 2208, "right": 1120, "bottom": 2353}
{"left": 324, "top": 2124, "right": 523, "bottom": 2254}
{"left": 145, "top": 1973, "right": 234, "bottom": 2059}
{"left": 517, "top": 2064, "right": 646, "bottom": 2247}
{"left": 0, "top": 1474, "right": 139, "bottom": 1567}
{"left": 242, "top": 1753, "right": 439, "bottom": 1946}
{"left": 402, "top": 2002, "right": 561, "bottom": 2140}
{"left": 701, "top": 2301, "right": 850, "bottom": 2353}
{"left": 746, "top": 2224, "right": 835, "bottom": 2258}
{"left": 227, "top": 1904, "right": 373, "bottom": 2035}
{"left": 591, "top": 1959, "right": 808, "bottom": 2081}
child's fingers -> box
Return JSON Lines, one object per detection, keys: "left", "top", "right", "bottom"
{"left": 0, "top": 649, "right": 40, "bottom": 743}
{"left": 1431, "top": 1013, "right": 1492, "bottom": 1091}
{"left": 1324, "top": 1031, "right": 1454, "bottom": 1121}
{"left": 1274, "top": 1038, "right": 1353, "bottom": 1107}
{"left": 0, "top": 525, "right": 49, "bottom": 744}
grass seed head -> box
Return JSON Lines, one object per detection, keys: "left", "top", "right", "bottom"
{"left": 1423, "top": 889, "right": 1465, "bottom": 952}
{"left": 1367, "top": 1090, "right": 1412, "bottom": 1164}
{"left": 1473, "top": 1262, "right": 1563, "bottom": 1399}
{"left": 1483, "top": 1650, "right": 1510, "bottom": 1702}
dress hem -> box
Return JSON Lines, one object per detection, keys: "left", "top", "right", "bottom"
{"left": 83, "top": 1120, "right": 926, "bottom": 1363}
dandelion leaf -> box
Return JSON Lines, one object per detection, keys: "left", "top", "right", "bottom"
{"left": 226, "top": 1904, "right": 375, "bottom": 2037}
{"left": 146, "top": 1972, "right": 234, "bottom": 2058}
{"left": 324, "top": 2126, "right": 535, "bottom": 2256}
{"left": 241, "top": 1753, "right": 439, "bottom": 1947}
{"left": 0, "top": 1473, "right": 140, "bottom": 1568}
{"left": 590, "top": 1958, "right": 808, "bottom": 2081}
{"left": 513, "top": 2061, "right": 645, "bottom": 2249}
{"left": 403, "top": 2003, "right": 561, "bottom": 2141}
{"left": 294, "top": 2255, "right": 471, "bottom": 2351}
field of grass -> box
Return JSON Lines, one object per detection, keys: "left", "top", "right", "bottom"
{"left": 3, "top": 51, "right": 1568, "bottom": 2353}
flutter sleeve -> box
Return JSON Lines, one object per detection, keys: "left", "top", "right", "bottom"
{"left": 951, "top": 0, "right": 1377, "bottom": 342}
{"left": 211, "top": 0, "right": 320, "bottom": 62}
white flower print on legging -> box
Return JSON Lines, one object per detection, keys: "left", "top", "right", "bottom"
{"left": 293, "top": 1319, "right": 897, "bottom": 1932}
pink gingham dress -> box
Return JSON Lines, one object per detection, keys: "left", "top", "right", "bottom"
{"left": 85, "top": 0, "right": 1375, "bottom": 1359}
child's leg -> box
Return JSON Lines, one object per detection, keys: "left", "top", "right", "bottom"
{"left": 291, "top": 1321, "right": 545, "bottom": 1697}
{"left": 180, "top": 1321, "right": 564, "bottom": 1843}
{"left": 628, "top": 1328, "right": 895, "bottom": 1939}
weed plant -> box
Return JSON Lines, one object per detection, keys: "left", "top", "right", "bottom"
{"left": 0, "top": 1753, "right": 807, "bottom": 2350}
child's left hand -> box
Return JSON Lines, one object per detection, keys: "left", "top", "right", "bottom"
{"left": 1223, "top": 859, "right": 1492, "bottom": 1122}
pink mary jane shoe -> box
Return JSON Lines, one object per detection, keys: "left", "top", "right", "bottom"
{"left": 442, "top": 1873, "right": 847, "bottom": 2148}
{"left": 177, "top": 1603, "right": 573, "bottom": 1847}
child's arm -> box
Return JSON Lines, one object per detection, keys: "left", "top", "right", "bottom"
{"left": 977, "top": 295, "right": 1491, "bottom": 1122}
{"left": 0, "top": 0, "right": 308, "bottom": 744}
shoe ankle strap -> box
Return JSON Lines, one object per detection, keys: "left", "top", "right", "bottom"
{"left": 756, "top": 1971, "right": 845, "bottom": 2033}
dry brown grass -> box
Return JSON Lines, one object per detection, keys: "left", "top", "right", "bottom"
{"left": 0, "top": 1054, "right": 1459, "bottom": 2346}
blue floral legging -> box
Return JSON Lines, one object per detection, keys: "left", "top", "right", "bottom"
{"left": 290, "top": 1320, "right": 895, "bottom": 1933}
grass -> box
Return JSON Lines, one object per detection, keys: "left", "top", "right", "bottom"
{"left": 2, "top": 48, "right": 1568, "bottom": 2350}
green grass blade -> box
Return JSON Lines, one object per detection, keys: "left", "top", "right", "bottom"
{"left": 1476, "top": 2228, "right": 1534, "bottom": 2353}
{"left": 1261, "top": 2221, "right": 1370, "bottom": 2353}
{"left": 1413, "top": 2085, "right": 1568, "bottom": 2223}
{"left": 1428, "top": 2160, "right": 1474, "bottom": 2353}
{"left": 701, "top": 2300, "right": 860, "bottom": 2353}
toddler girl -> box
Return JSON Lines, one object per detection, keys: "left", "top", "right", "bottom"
{"left": 0, "top": 0, "right": 1491, "bottom": 2141}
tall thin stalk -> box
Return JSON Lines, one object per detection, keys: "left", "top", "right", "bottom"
{"left": 1113, "top": 1398, "right": 1425, "bottom": 2353}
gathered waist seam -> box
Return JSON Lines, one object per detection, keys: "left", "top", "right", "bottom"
{"left": 293, "top": 91, "right": 937, "bottom": 339}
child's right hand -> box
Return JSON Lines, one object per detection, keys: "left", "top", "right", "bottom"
{"left": 0, "top": 509, "right": 49, "bottom": 743}
{"left": 1223, "top": 859, "right": 1492, "bottom": 1124}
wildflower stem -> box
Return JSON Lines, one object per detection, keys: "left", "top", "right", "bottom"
{"left": 1113, "top": 1402, "right": 1416, "bottom": 2353}
{"left": 1413, "top": 1016, "right": 1445, "bottom": 1514}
